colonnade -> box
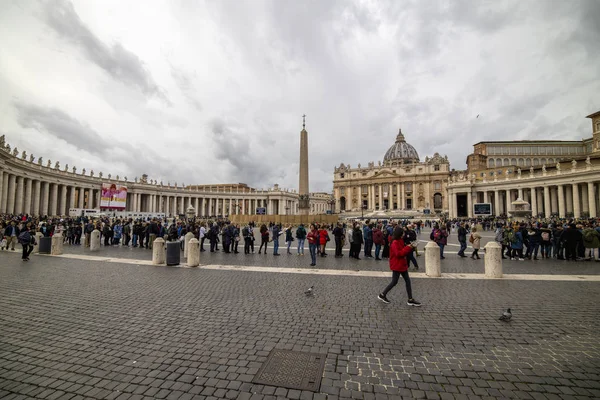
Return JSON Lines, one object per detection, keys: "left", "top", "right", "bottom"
{"left": 449, "top": 181, "right": 599, "bottom": 219}
{"left": 0, "top": 170, "right": 306, "bottom": 217}
{"left": 0, "top": 172, "right": 100, "bottom": 216}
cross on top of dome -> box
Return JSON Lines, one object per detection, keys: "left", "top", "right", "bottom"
{"left": 396, "top": 128, "right": 406, "bottom": 143}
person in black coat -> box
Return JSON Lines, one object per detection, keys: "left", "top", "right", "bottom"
{"left": 561, "top": 224, "right": 582, "bottom": 261}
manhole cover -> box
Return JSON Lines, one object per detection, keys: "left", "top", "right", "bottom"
{"left": 252, "top": 349, "right": 326, "bottom": 392}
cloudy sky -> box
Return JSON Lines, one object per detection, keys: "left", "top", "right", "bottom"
{"left": 1, "top": 0, "right": 598, "bottom": 192}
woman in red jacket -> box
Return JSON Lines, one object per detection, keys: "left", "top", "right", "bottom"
{"left": 378, "top": 226, "right": 421, "bottom": 306}
{"left": 318, "top": 226, "right": 329, "bottom": 257}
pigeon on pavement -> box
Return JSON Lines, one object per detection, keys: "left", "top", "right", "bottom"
{"left": 499, "top": 308, "right": 512, "bottom": 322}
{"left": 304, "top": 286, "right": 314, "bottom": 296}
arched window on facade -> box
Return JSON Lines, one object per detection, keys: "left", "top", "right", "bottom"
{"left": 489, "top": 159, "right": 495, "bottom": 168}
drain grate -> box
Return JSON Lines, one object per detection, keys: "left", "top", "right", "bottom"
{"left": 252, "top": 349, "right": 326, "bottom": 392}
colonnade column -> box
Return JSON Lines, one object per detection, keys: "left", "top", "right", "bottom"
{"left": 40, "top": 182, "right": 49, "bottom": 215}
{"left": 15, "top": 176, "right": 24, "bottom": 214}
{"left": 506, "top": 190, "right": 511, "bottom": 215}
{"left": 7, "top": 174, "right": 16, "bottom": 213}
{"left": 33, "top": 181, "right": 41, "bottom": 216}
{"left": 69, "top": 186, "right": 76, "bottom": 214}
{"left": 467, "top": 190, "right": 473, "bottom": 218}
{"left": 60, "top": 185, "right": 67, "bottom": 215}
{"left": 573, "top": 183, "right": 581, "bottom": 218}
{"left": 78, "top": 187, "right": 84, "bottom": 208}
{"left": 24, "top": 178, "right": 33, "bottom": 215}
{"left": 582, "top": 184, "right": 589, "bottom": 215}
{"left": 588, "top": 182, "right": 597, "bottom": 218}
{"left": 543, "top": 187, "right": 551, "bottom": 217}
{"left": 557, "top": 185, "right": 565, "bottom": 218}
{"left": 396, "top": 184, "right": 401, "bottom": 210}
{"left": 530, "top": 188, "right": 537, "bottom": 217}
{"left": 493, "top": 190, "right": 500, "bottom": 215}
{"left": 378, "top": 185, "right": 383, "bottom": 210}
{"left": 1, "top": 173, "right": 8, "bottom": 213}
{"left": 49, "top": 183, "right": 58, "bottom": 216}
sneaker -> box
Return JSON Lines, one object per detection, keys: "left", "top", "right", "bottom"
{"left": 518, "top": 258, "right": 525, "bottom": 261}
{"left": 407, "top": 298, "right": 422, "bottom": 307}
{"left": 378, "top": 293, "right": 390, "bottom": 304}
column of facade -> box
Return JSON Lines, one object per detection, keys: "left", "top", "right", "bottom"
{"left": 7, "top": 174, "right": 16, "bottom": 213}
{"left": 179, "top": 196, "right": 184, "bottom": 214}
{"left": 543, "top": 186, "right": 551, "bottom": 217}
{"left": 536, "top": 189, "right": 543, "bottom": 216}
{"left": 482, "top": 191, "right": 488, "bottom": 204}
{"left": 41, "top": 182, "right": 49, "bottom": 215}
{"left": 78, "top": 187, "right": 85, "bottom": 208}
{"left": 466, "top": 189, "right": 473, "bottom": 218}
{"left": 493, "top": 190, "right": 500, "bottom": 215}
{"left": 0, "top": 172, "right": 3, "bottom": 213}
{"left": 530, "top": 188, "right": 538, "bottom": 216}
{"left": 49, "top": 183, "right": 58, "bottom": 215}
{"left": 565, "top": 186, "right": 573, "bottom": 214}
{"left": 0, "top": 172, "right": 8, "bottom": 213}
{"left": 572, "top": 183, "right": 581, "bottom": 218}
{"left": 505, "top": 189, "right": 511, "bottom": 215}
{"left": 550, "top": 187, "right": 558, "bottom": 216}
{"left": 24, "top": 178, "right": 33, "bottom": 215}
{"left": 588, "top": 182, "right": 597, "bottom": 218}
{"left": 582, "top": 184, "right": 589, "bottom": 215}
{"left": 69, "top": 186, "right": 76, "bottom": 213}
{"left": 60, "top": 184, "right": 67, "bottom": 215}
{"left": 517, "top": 188, "right": 523, "bottom": 200}
{"left": 33, "top": 180, "right": 41, "bottom": 216}
{"left": 557, "top": 185, "right": 565, "bottom": 218}
{"left": 378, "top": 185, "right": 383, "bottom": 210}
{"left": 15, "top": 176, "right": 24, "bottom": 214}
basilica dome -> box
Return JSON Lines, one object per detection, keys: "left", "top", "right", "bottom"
{"left": 383, "top": 129, "right": 420, "bottom": 164}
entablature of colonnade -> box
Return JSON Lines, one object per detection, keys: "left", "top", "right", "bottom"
{"left": 448, "top": 159, "right": 600, "bottom": 192}
{"left": 1, "top": 138, "right": 303, "bottom": 198}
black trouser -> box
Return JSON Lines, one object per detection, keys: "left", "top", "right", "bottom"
{"left": 351, "top": 242, "right": 361, "bottom": 258}
{"left": 124, "top": 234, "right": 130, "bottom": 246}
{"left": 200, "top": 238, "right": 206, "bottom": 251}
{"left": 244, "top": 237, "right": 251, "bottom": 254}
{"left": 210, "top": 238, "right": 217, "bottom": 252}
{"left": 22, "top": 243, "right": 33, "bottom": 260}
{"left": 233, "top": 240, "right": 239, "bottom": 253}
{"left": 382, "top": 270, "right": 413, "bottom": 299}
{"left": 502, "top": 244, "right": 511, "bottom": 257}
{"left": 565, "top": 243, "right": 578, "bottom": 261}
{"left": 104, "top": 235, "right": 110, "bottom": 246}
{"left": 259, "top": 238, "right": 268, "bottom": 253}
{"left": 335, "top": 237, "right": 343, "bottom": 256}
{"left": 471, "top": 248, "right": 480, "bottom": 258}
{"left": 511, "top": 248, "right": 523, "bottom": 258}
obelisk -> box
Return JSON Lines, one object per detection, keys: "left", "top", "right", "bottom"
{"left": 299, "top": 115, "right": 310, "bottom": 215}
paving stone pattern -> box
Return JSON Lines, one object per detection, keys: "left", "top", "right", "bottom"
{"left": 0, "top": 252, "right": 599, "bottom": 399}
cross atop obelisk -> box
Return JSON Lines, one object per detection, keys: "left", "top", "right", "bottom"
{"left": 298, "top": 114, "right": 310, "bottom": 215}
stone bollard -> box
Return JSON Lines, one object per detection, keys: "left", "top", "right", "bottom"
{"left": 484, "top": 241, "right": 503, "bottom": 278}
{"left": 152, "top": 237, "right": 166, "bottom": 265}
{"left": 183, "top": 232, "right": 195, "bottom": 258}
{"left": 425, "top": 241, "right": 441, "bottom": 277}
{"left": 188, "top": 238, "right": 200, "bottom": 267}
{"left": 90, "top": 229, "right": 101, "bottom": 252}
{"left": 51, "top": 233, "right": 64, "bottom": 255}
{"left": 34, "top": 232, "right": 43, "bottom": 254}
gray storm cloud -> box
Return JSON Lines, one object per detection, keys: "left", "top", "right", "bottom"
{"left": 42, "top": 0, "right": 170, "bottom": 104}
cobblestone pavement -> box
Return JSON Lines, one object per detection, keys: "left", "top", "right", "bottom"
{"left": 1, "top": 249, "right": 599, "bottom": 399}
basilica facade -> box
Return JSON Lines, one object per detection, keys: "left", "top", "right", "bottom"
{"left": 333, "top": 130, "right": 450, "bottom": 214}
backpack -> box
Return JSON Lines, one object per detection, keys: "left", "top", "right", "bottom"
{"left": 18, "top": 231, "right": 30, "bottom": 244}
{"left": 541, "top": 231, "right": 550, "bottom": 241}
{"left": 242, "top": 227, "right": 249, "bottom": 237}
{"left": 469, "top": 234, "right": 474, "bottom": 243}
{"left": 507, "top": 230, "right": 517, "bottom": 244}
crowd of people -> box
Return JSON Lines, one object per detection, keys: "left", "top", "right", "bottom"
{"left": 4, "top": 213, "right": 600, "bottom": 265}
